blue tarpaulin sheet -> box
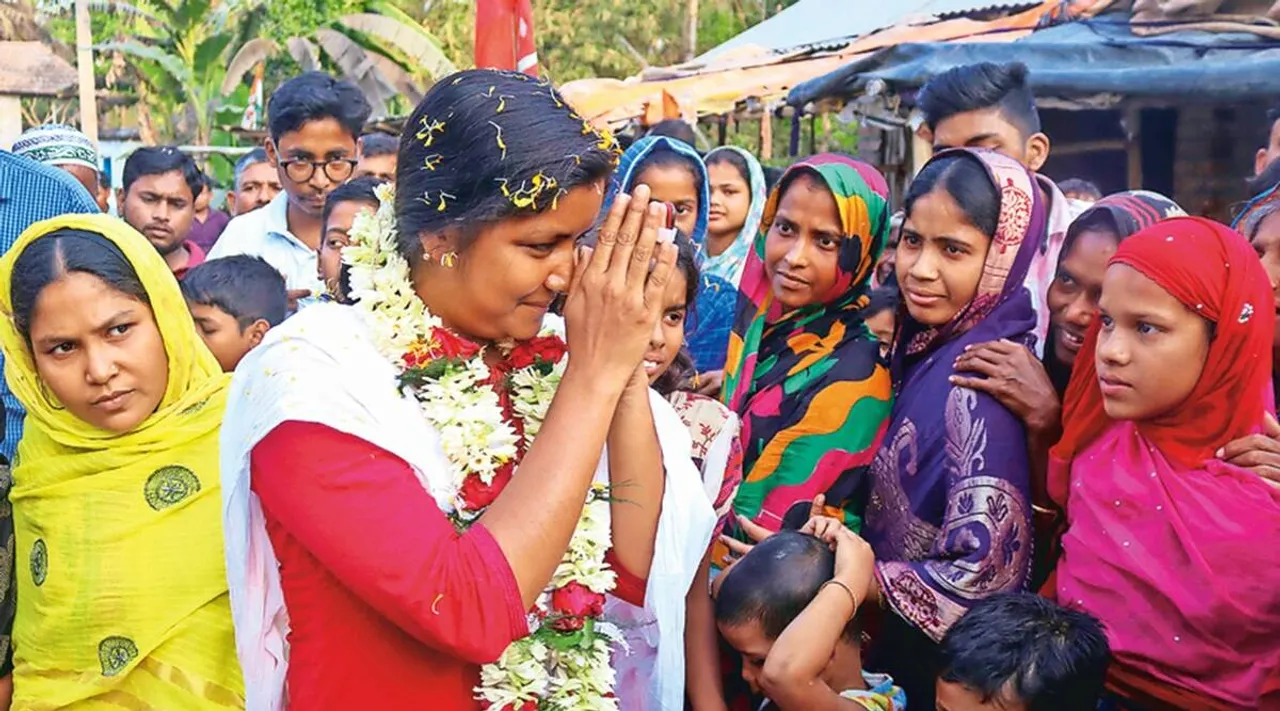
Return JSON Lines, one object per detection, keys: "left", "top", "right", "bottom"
{"left": 788, "top": 16, "right": 1280, "bottom": 106}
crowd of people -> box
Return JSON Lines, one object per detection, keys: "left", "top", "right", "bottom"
{"left": 0, "top": 58, "right": 1276, "bottom": 711}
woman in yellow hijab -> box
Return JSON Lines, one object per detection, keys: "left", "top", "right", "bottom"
{"left": 0, "top": 214, "right": 243, "bottom": 709}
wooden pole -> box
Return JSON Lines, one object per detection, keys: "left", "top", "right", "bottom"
{"left": 760, "top": 109, "right": 773, "bottom": 161}
{"left": 74, "top": 0, "right": 98, "bottom": 143}
{"left": 686, "top": 0, "right": 699, "bottom": 61}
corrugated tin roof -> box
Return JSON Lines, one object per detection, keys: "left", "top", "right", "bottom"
{"left": 702, "top": 0, "right": 1038, "bottom": 59}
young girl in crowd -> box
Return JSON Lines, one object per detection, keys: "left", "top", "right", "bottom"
{"left": 0, "top": 215, "right": 243, "bottom": 708}
{"left": 1049, "top": 217, "right": 1280, "bottom": 710}
{"left": 317, "top": 176, "right": 382, "bottom": 301}
{"left": 864, "top": 148, "right": 1040, "bottom": 706}
{"left": 721, "top": 154, "right": 893, "bottom": 542}
{"left": 615, "top": 229, "right": 745, "bottom": 711}
{"left": 219, "top": 70, "right": 714, "bottom": 711}
{"left": 607, "top": 136, "right": 738, "bottom": 374}
{"left": 703, "top": 146, "right": 767, "bottom": 287}
{"left": 863, "top": 285, "right": 899, "bottom": 359}
{"left": 715, "top": 526, "right": 905, "bottom": 710}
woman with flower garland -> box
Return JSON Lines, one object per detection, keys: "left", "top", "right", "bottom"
{"left": 219, "top": 69, "right": 715, "bottom": 711}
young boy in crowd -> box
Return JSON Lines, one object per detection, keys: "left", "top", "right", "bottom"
{"left": 715, "top": 519, "right": 905, "bottom": 711}
{"left": 353, "top": 132, "right": 398, "bottom": 183}
{"left": 210, "top": 71, "right": 372, "bottom": 302}
{"left": 118, "top": 146, "right": 205, "bottom": 277}
{"left": 181, "top": 255, "right": 288, "bottom": 372}
{"left": 936, "top": 593, "right": 1110, "bottom": 711}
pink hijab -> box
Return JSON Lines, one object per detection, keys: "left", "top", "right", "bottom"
{"left": 1050, "top": 218, "right": 1280, "bottom": 707}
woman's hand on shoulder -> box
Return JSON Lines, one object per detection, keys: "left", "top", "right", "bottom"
{"left": 1218, "top": 411, "right": 1280, "bottom": 489}
{"left": 950, "top": 339, "right": 1060, "bottom": 436}
{"left": 562, "top": 184, "right": 678, "bottom": 389}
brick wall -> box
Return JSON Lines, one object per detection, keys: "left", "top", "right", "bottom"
{"left": 1172, "top": 104, "right": 1268, "bottom": 222}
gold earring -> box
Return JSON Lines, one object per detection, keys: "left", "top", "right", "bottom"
{"left": 440, "top": 251, "right": 458, "bottom": 268}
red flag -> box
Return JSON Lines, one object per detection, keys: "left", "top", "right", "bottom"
{"left": 474, "top": 0, "right": 539, "bottom": 77}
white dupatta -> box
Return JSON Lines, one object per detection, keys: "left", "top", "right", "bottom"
{"left": 221, "top": 303, "right": 715, "bottom": 711}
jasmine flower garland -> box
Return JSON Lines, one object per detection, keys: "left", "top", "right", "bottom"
{"left": 344, "top": 184, "right": 620, "bottom": 711}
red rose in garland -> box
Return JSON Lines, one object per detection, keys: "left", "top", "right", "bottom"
{"left": 551, "top": 580, "right": 606, "bottom": 618}
{"left": 458, "top": 461, "right": 515, "bottom": 510}
{"left": 507, "top": 335, "right": 567, "bottom": 371}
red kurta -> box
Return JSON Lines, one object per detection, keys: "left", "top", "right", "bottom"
{"left": 251, "top": 421, "right": 529, "bottom": 710}
{"left": 251, "top": 421, "right": 648, "bottom": 710}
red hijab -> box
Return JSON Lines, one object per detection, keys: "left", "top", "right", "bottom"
{"left": 1051, "top": 217, "right": 1274, "bottom": 488}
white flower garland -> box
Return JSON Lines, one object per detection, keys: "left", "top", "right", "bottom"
{"left": 344, "top": 183, "right": 620, "bottom": 711}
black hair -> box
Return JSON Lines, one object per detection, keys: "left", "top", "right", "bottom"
{"left": 763, "top": 166, "right": 785, "bottom": 193}
{"left": 122, "top": 146, "right": 202, "bottom": 200}
{"left": 268, "top": 71, "right": 372, "bottom": 143}
{"left": 864, "top": 284, "right": 900, "bottom": 318}
{"left": 394, "top": 69, "right": 617, "bottom": 262}
{"left": 616, "top": 132, "right": 637, "bottom": 152}
{"left": 1247, "top": 156, "right": 1280, "bottom": 196}
{"left": 904, "top": 153, "right": 1001, "bottom": 239}
{"left": 919, "top": 62, "right": 1041, "bottom": 137}
{"left": 939, "top": 593, "right": 1110, "bottom": 711}
{"left": 631, "top": 146, "right": 702, "bottom": 191}
{"left": 180, "top": 255, "right": 288, "bottom": 329}
{"left": 199, "top": 170, "right": 217, "bottom": 194}
{"left": 646, "top": 119, "right": 697, "bottom": 148}
{"left": 359, "top": 132, "right": 399, "bottom": 158}
{"left": 651, "top": 229, "right": 702, "bottom": 397}
{"left": 1058, "top": 178, "right": 1101, "bottom": 201}
{"left": 11, "top": 228, "right": 149, "bottom": 344}
{"left": 705, "top": 148, "right": 751, "bottom": 185}
{"left": 322, "top": 175, "right": 385, "bottom": 231}
{"left": 714, "top": 530, "right": 860, "bottom": 643}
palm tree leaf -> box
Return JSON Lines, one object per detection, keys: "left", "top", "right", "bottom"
{"left": 286, "top": 36, "right": 320, "bottom": 72}
{"left": 86, "top": 0, "right": 162, "bottom": 25}
{"left": 96, "top": 40, "right": 193, "bottom": 87}
{"left": 221, "top": 37, "right": 277, "bottom": 95}
{"left": 369, "top": 53, "right": 422, "bottom": 104}
{"left": 314, "top": 27, "right": 393, "bottom": 116}
{"left": 340, "top": 8, "right": 455, "bottom": 81}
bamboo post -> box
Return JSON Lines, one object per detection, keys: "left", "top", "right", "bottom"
{"left": 74, "top": 0, "right": 98, "bottom": 143}
{"left": 760, "top": 108, "right": 773, "bottom": 161}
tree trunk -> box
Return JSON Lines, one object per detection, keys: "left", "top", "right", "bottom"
{"left": 686, "top": 0, "right": 698, "bottom": 61}
{"left": 75, "top": 0, "right": 98, "bottom": 143}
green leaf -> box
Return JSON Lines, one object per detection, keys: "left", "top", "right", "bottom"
{"left": 96, "top": 40, "right": 194, "bottom": 87}
{"left": 194, "top": 32, "right": 233, "bottom": 75}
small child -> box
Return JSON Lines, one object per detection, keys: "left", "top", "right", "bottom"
{"left": 936, "top": 593, "right": 1110, "bottom": 711}
{"left": 715, "top": 520, "right": 905, "bottom": 711}
{"left": 181, "top": 255, "right": 288, "bottom": 372}
{"left": 863, "top": 286, "right": 899, "bottom": 359}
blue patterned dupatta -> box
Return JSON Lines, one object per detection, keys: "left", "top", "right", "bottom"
{"left": 864, "top": 149, "right": 1044, "bottom": 646}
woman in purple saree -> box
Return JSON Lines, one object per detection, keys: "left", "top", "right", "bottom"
{"left": 861, "top": 148, "right": 1044, "bottom": 705}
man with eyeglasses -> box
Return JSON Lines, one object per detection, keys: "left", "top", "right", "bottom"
{"left": 210, "top": 72, "right": 372, "bottom": 308}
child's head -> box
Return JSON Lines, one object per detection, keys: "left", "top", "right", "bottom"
{"left": 355, "top": 132, "right": 398, "bottom": 183}
{"left": 936, "top": 593, "right": 1109, "bottom": 711}
{"left": 647, "top": 230, "right": 700, "bottom": 395}
{"left": 715, "top": 531, "right": 859, "bottom": 696}
{"left": 705, "top": 147, "right": 756, "bottom": 242}
{"left": 628, "top": 141, "right": 706, "bottom": 239}
{"left": 864, "top": 286, "right": 899, "bottom": 357}
{"left": 266, "top": 72, "right": 372, "bottom": 219}
{"left": 181, "top": 256, "right": 288, "bottom": 372}
{"left": 319, "top": 176, "right": 383, "bottom": 300}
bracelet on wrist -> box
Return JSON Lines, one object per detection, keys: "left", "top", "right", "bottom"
{"left": 820, "top": 579, "right": 860, "bottom": 616}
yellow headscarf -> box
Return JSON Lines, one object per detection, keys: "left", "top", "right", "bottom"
{"left": 0, "top": 214, "right": 243, "bottom": 709}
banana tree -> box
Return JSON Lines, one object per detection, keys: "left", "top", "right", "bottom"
{"left": 93, "top": 0, "right": 251, "bottom": 144}
{"left": 222, "top": 0, "right": 456, "bottom": 118}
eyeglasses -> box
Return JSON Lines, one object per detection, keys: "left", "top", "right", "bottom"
{"left": 280, "top": 158, "right": 358, "bottom": 183}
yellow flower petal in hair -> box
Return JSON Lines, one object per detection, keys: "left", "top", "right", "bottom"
{"left": 498, "top": 173, "right": 558, "bottom": 210}
{"left": 416, "top": 116, "right": 446, "bottom": 148}
{"left": 437, "top": 191, "right": 456, "bottom": 212}
{"left": 489, "top": 120, "right": 507, "bottom": 160}
{"left": 423, "top": 154, "right": 443, "bottom": 171}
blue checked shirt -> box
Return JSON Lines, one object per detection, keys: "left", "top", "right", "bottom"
{"left": 0, "top": 151, "right": 99, "bottom": 462}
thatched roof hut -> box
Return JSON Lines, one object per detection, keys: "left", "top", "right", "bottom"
{"left": 0, "top": 40, "right": 76, "bottom": 148}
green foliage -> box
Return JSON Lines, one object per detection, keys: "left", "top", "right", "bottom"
{"left": 258, "top": 0, "right": 361, "bottom": 45}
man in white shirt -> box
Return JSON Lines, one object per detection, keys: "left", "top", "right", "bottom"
{"left": 211, "top": 72, "right": 372, "bottom": 305}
